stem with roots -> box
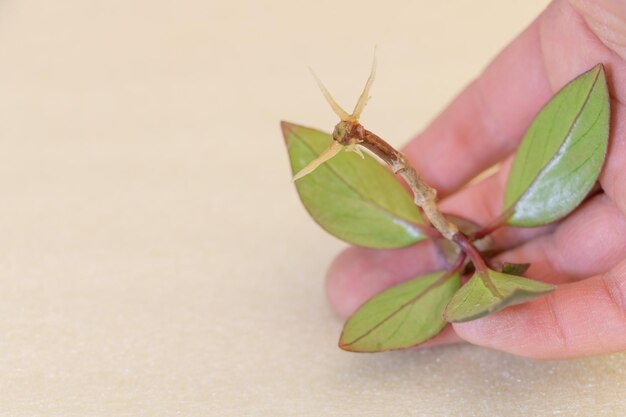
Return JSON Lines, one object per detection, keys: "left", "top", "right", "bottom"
{"left": 353, "top": 124, "right": 501, "bottom": 297}
{"left": 298, "top": 58, "right": 501, "bottom": 297}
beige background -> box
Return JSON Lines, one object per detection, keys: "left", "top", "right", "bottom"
{"left": 0, "top": 0, "right": 625, "bottom": 415}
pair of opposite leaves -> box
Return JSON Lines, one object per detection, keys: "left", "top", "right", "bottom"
{"left": 282, "top": 65, "right": 610, "bottom": 352}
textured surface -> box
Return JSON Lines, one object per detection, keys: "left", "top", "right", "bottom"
{"left": 0, "top": 0, "right": 624, "bottom": 415}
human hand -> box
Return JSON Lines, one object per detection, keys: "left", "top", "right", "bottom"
{"left": 326, "top": 0, "right": 626, "bottom": 359}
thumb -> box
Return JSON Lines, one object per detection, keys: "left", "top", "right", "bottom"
{"left": 451, "top": 262, "right": 626, "bottom": 359}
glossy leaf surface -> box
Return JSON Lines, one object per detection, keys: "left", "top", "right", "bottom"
{"left": 503, "top": 65, "right": 610, "bottom": 226}
{"left": 283, "top": 122, "right": 426, "bottom": 248}
{"left": 339, "top": 271, "right": 460, "bottom": 352}
{"left": 444, "top": 269, "right": 554, "bottom": 323}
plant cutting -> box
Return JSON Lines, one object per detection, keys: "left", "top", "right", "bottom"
{"left": 281, "top": 58, "right": 610, "bottom": 353}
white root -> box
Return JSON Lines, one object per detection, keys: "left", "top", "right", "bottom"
{"left": 309, "top": 68, "right": 351, "bottom": 121}
{"left": 293, "top": 141, "right": 344, "bottom": 181}
{"left": 351, "top": 52, "right": 377, "bottom": 120}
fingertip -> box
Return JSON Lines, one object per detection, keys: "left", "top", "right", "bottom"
{"left": 325, "top": 241, "right": 442, "bottom": 317}
{"left": 451, "top": 292, "right": 577, "bottom": 359}
{"left": 452, "top": 275, "right": 626, "bottom": 359}
{"left": 451, "top": 315, "right": 507, "bottom": 348}
{"left": 412, "top": 325, "right": 464, "bottom": 350}
{"left": 325, "top": 246, "right": 381, "bottom": 317}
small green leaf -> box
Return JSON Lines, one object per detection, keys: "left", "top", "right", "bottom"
{"left": 444, "top": 269, "right": 554, "bottom": 323}
{"left": 503, "top": 64, "right": 610, "bottom": 226}
{"left": 339, "top": 271, "right": 460, "bottom": 352}
{"left": 501, "top": 262, "right": 531, "bottom": 276}
{"left": 282, "top": 122, "right": 426, "bottom": 248}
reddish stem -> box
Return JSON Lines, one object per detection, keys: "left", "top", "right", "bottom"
{"left": 470, "top": 210, "right": 511, "bottom": 241}
{"left": 453, "top": 233, "right": 502, "bottom": 297}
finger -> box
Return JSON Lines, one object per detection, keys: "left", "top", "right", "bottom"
{"left": 452, "top": 258, "right": 626, "bottom": 359}
{"left": 403, "top": 17, "right": 552, "bottom": 196}
{"left": 325, "top": 243, "right": 465, "bottom": 350}
{"left": 412, "top": 325, "right": 462, "bottom": 350}
{"left": 599, "top": 101, "right": 626, "bottom": 215}
{"left": 325, "top": 160, "right": 548, "bottom": 318}
{"left": 326, "top": 153, "right": 621, "bottom": 321}
{"left": 325, "top": 240, "right": 443, "bottom": 317}
{"left": 327, "top": 188, "right": 626, "bottom": 352}
{"left": 540, "top": 0, "right": 626, "bottom": 103}
{"left": 403, "top": 0, "right": 626, "bottom": 198}
{"left": 522, "top": 1, "right": 626, "bottom": 217}
{"left": 415, "top": 194, "right": 626, "bottom": 355}
{"left": 492, "top": 194, "right": 626, "bottom": 284}
{"left": 438, "top": 158, "right": 555, "bottom": 250}
{"left": 567, "top": 0, "right": 626, "bottom": 63}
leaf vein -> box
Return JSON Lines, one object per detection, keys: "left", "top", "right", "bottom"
{"left": 292, "top": 133, "right": 424, "bottom": 230}
{"left": 509, "top": 68, "right": 602, "bottom": 212}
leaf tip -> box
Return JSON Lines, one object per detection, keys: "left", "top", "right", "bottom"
{"left": 442, "top": 270, "right": 557, "bottom": 323}
{"left": 442, "top": 304, "right": 479, "bottom": 323}
{"left": 337, "top": 338, "right": 383, "bottom": 353}
{"left": 525, "top": 281, "right": 556, "bottom": 295}
{"left": 338, "top": 342, "right": 357, "bottom": 352}
{"left": 592, "top": 62, "right": 605, "bottom": 74}
{"left": 337, "top": 331, "right": 360, "bottom": 352}
{"left": 280, "top": 121, "right": 298, "bottom": 142}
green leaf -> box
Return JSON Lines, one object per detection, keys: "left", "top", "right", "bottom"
{"left": 282, "top": 122, "right": 426, "bottom": 248}
{"left": 503, "top": 64, "right": 610, "bottom": 227}
{"left": 339, "top": 270, "right": 460, "bottom": 352}
{"left": 444, "top": 269, "right": 554, "bottom": 323}
{"left": 501, "top": 262, "right": 531, "bottom": 276}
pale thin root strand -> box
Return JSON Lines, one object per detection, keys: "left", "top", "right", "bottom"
{"left": 351, "top": 51, "right": 377, "bottom": 120}
{"left": 309, "top": 68, "right": 351, "bottom": 121}
{"left": 345, "top": 142, "right": 365, "bottom": 159}
{"left": 293, "top": 141, "right": 345, "bottom": 181}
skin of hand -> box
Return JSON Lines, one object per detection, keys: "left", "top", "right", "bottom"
{"left": 325, "top": 0, "right": 626, "bottom": 359}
